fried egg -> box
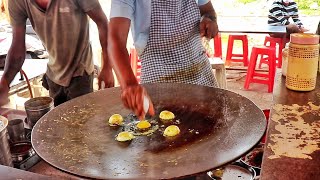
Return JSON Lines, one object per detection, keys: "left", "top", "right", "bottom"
{"left": 108, "top": 114, "right": 124, "bottom": 126}
{"left": 159, "top": 110, "right": 175, "bottom": 121}
{"left": 163, "top": 125, "right": 180, "bottom": 137}
{"left": 136, "top": 120, "right": 151, "bottom": 131}
{"left": 116, "top": 131, "right": 134, "bottom": 142}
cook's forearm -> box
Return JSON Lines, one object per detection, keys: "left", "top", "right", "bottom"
{"left": 86, "top": 5, "right": 113, "bottom": 72}
{"left": 2, "top": 25, "right": 27, "bottom": 87}
{"left": 97, "top": 24, "right": 112, "bottom": 71}
{"left": 2, "top": 46, "right": 26, "bottom": 86}
{"left": 108, "top": 40, "right": 138, "bottom": 89}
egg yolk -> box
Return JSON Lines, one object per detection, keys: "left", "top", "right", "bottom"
{"left": 159, "top": 110, "right": 175, "bottom": 120}
{"left": 108, "top": 114, "right": 123, "bottom": 126}
{"left": 137, "top": 120, "right": 151, "bottom": 130}
{"left": 163, "top": 125, "right": 180, "bottom": 137}
{"left": 116, "top": 131, "right": 134, "bottom": 142}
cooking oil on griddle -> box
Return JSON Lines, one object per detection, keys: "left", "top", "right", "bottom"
{"left": 120, "top": 105, "right": 218, "bottom": 153}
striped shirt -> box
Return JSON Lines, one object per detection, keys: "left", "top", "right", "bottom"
{"left": 268, "top": 0, "right": 303, "bottom": 26}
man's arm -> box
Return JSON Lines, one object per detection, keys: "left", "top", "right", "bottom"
{"left": 199, "top": 1, "right": 219, "bottom": 39}
{"left": 108, "top": 17, "right": 136, "bottom": 88}
{"left": 291, "top": 3, "right": 303, "bottom": 26}
{"left": 0, "top": 25, "right": 26, "bottom": 106}
{"left": 86, "top": 5, "right": 114, "bottom": 89}
{"left": 3, "top": 25, "right": 26, "bottom": 86}
{"left": 108, "top": 17, "right": 154, "bottom": 119}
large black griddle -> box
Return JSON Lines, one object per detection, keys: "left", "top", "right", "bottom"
{"left": 31, "top": 83, "right": 267, "bottom": 179}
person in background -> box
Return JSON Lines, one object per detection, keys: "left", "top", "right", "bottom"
{"left": 316, "top": 21, "right": 320, "bottom": 36}
{"left": 0, "top": 0, "right": 114, "bottom": 107}
{"left": 268, "top": 0, "right": 308, "bottom": 38}
{"left": 108, "top": 0, "right": 219, "bottom": 119}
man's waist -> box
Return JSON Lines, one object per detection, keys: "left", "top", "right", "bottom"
{"left": 46, "top": 63, "right": 94, "bottom": 87}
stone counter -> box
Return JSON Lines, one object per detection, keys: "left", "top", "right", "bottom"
{"left": 260, "top": 72, "right": 320, "bottom": 180}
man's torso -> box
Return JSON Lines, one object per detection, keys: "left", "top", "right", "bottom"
{"left": 268, "top": 0, "right": 300, "bottom": 25}
{"left": 9, "top": 0, "right": 95, "bottom": 86}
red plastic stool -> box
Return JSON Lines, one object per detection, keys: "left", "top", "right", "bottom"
{"left": 244, "top": 46, "right": 276, "bottom": 93}
{"left": 259, "top": 36, "right": 284, "bottom": 68}
{"left": 213, "top": 33, "right": 222, "bottom": 58}
{"left": 129, "top": 48, "right": 141, "bottom": 83}
{"left": 226, "top": 35, "right": 249, "bottom": 66}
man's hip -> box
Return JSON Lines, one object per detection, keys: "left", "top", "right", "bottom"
{"left": 42, "top": 73, "right": 93, "bottom": 106}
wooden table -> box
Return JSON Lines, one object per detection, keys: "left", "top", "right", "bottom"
{"left": 213, "top": 24, "right": 286, "bottom": 59}
{"left": 0, "top": 59, "right": 48, "bottom": 95}
{"left": 219, "top": 24, "right": 286, "bottom": 34}
{"left": 260, "top": 71, "right": 320, "bottom": 180}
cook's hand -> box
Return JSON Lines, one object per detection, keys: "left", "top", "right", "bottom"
{"left": 200, "top": 16, "right": 219, "bottom": 39}
{"left": 287, "top": 23, "right": 302, "bottom": 33}
{"left": 121, "top": 84, "right": 155, "bottom": 120}
{"left": 299, "top": 27, "right": 309, "bottom": 33}
{"left": 0, "top": 78, "right": 10, "bottom": 107}
{"left": 98, "top": 67, "right": 115, "bottom": 89}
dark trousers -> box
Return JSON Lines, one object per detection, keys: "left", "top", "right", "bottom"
{"left": 42, "top": 73, "right": 93, "bottom": 106}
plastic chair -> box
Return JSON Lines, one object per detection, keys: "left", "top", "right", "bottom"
{"left": 259, "top": 36, "right": 283, "bottom": 68}
{"left": 244, "top": 46, "right": 276, "bottom": 93}
{"left": 225, "top": 35, "right": 249, "bottom": 66}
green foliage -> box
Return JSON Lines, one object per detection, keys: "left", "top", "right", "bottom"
{"left": 295, "top": 0, "right": 319, "bottom": 9}
{"left": 237, "top": 0, "right": 256, "bottom": 4}
{"left": 236, "top": 0, "right": 320, "bottom": 10}
{"left": 300, "top": 9, "right": 320, "bottom": 15}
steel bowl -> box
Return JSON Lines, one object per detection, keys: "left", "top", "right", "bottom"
{"left": 10, "top": 141, "right": 35, "bottom": 163}
{"left": 240, "top": 143, "right": 265, "bottom": 170}
{"left": 207, "top": 161, "right": 256, "bottom": 180}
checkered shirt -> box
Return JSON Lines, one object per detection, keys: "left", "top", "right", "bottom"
{"left": 139, "top": 0, "right": 218, "bottom": 88}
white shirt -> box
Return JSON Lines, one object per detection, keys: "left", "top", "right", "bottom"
{"left": 110, "top": 0, "right": 210, "bottom": 54}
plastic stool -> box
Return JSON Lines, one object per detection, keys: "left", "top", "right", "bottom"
{"left": 244, "top": 46, "right": 276, "bottom": 93}
{"left": 259, "top": 36, "right": 283, "bottom": 68}
{"left": 226, "top": 35, "right": 249, "bottom": 66}
{"left": 213, "top": 33, "right": 222, "bottom": 58}
{"left": 129, "top": 48, "right": 141, "bottom": 83}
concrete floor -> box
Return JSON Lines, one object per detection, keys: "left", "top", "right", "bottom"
{"left": 226, "top": 69, "right": 273, "bottom": 111}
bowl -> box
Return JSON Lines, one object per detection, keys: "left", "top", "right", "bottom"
{"left": 10, "top": 141, "right": 35, "bottom": 163}
{"left": 241, "top": 143, "right": 264, "bottom": 170}
{"left": 207, "top": 161, "right": 256, "bottom": 180}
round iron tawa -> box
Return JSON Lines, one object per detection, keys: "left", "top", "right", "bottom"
{"left": 31, "top": 83, "right": 267, "bottom": 179}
